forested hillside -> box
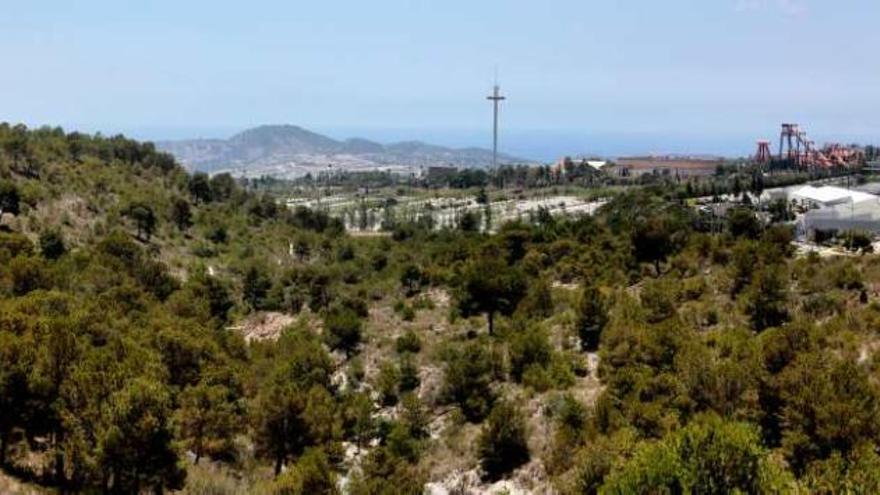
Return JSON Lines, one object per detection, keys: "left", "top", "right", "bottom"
{"left": 3, "top": 123, "right": 880, "bottom": 494}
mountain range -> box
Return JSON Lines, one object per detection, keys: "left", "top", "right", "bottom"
{"left": 157, "top": 125, "right": 526, "bottom": 178}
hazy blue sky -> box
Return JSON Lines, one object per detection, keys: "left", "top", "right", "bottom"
{"left": 1, "top": 0, "right": 878, "bottom": 157}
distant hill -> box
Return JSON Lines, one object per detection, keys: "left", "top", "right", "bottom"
{"left": 157, "top": 125, "right": 526, "bottom": 178}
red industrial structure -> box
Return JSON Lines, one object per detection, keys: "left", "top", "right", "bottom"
{"left": 755, "top": 140, "right": 772, "bottom": 164}
{"left": 755, "top": 123, "right": 863, "bottom": 169}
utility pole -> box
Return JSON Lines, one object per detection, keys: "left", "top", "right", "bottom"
{"left": 486, "top": 83, "right": 506, "bottom": 168}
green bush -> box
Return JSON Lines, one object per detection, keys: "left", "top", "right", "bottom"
{"left": 803, "top": 444, "right": 880, "bottom": 493}
{"left": 575, "top": 280, "right": 607, "bottom": 351}
{"left": 0, "top": 179, "right": 21, "bottom": 216}
{"left": 522, "top": 363, "right": 554, "bottom": 392}
{"left": 508, "top": 327, "right": 552, "bottom": 382}
{"left": 0, "top": 232, "right": 34, "bottom": 258}
{"left": 602, "top": 414, "right": 794, "bottom": 493}
{"left": 842, "top": 230, "right": 874, "bottom": 253}
{"left": 743, "top": 264, "right": 789, "bottom": 331}
{"left": 830, "top": 260, "right": 864, "bottom": 290}
{"left": 442, "top": 341, "right": 495, "bottom": 422}
{"left": 400, "top": 264, "right": 427, "bottom": 296}
{"left": 270, "top": 448, "right": 338, "bottom": 495}
{"left": 477, "top": 400, "right": 530, "bottom": 481}
{"left": 323, "top": 305, "right": 363, "bottom": 355}
{"left": 39, "top": 230, "right": 66, "bottom": 260}
{"left": 398, "top": 353, "right": 421, "bottom": 394}
{"left": 395, "top": 329, "right": 422, "bottom": 354}
{"left": 393, "top": 299, "right": 414, "bottom": 321}
{"left": 377, "top": 360, "right": 401, "bottom": 406}
{"left": 349, "top": 445, "right": 426, "bottom": 495}
{"left": 640, "top": 277, "right": 678, "bottom": 323}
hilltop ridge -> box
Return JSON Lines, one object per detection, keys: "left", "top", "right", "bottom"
{"left": 158, "top": 124, "right": 526, "bottom": 177}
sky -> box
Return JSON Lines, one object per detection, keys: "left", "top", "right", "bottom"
{"left": 1, "top": 0, "right": 878, "bottom": 158}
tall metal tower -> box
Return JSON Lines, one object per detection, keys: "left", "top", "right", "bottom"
{"left": 755, "top": 140, "right": 772, "bottom": 164}
{"left": 486, "top": 83, "right": 506, "bottom": 168}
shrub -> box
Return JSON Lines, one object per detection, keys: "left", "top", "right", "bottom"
{"left": 568, "top": 431, "right": 636, "bottom": 494}
{"left": 337, "top": 243, "right": 355, "bottom": 262}
{"left": 346, "top": 356, "right": 366, "bottom": 387}
{"left": 777, "top": 353, "right": 879, "bottom": 474}
{"left": 386, "top": 422, "right": 422, "bottom": 463}
{"left": 547, "top": 355, "right": 577, "bottom": 389}
{"left": 803, "top": 444, "right": 880, "bottom": 493}
{"left": 477, "top": 401, "right": 530, "bottom": 481}
{"left": 601, "top": 414, "right": 794, "bottom": 493}
{"left": 640, "top": 278, "right": 678, "bottom": 323}
{"left": 393, "top": 300, "right": 416, "bottom": 321}
{"left": 763, "top": 224, "right": 795, "bottom": 256}
{"left": 398, "top": 353, "right": 421, "bottom": 394}
{"left": 400, "top": 264, "right": 427, "bottom": 296}
{"left": 270, "top": 448, "right": 338, "bottom": 495}
{"left": 830, "top": 260, "right": 863, "bottom": 290}
{"left": 0, "top": 180, "right": 21, "bottom": 216}
{"left": 727, "top": 207, "right": 763, "bottom": 239}
{"left": 9, "top": 256, "right": 50, "bottom": 296}
{"left": 517, "top": 277, "right": 554, "bottom": 319}
{"left": 508, "top": 327, "right": 552, "bottom": 382}
{"left": 0, "top": 232, "right": 33, "bottom": 258}
{"left": 842, "top": 230, "right": 874, "bottom": 253}
{"left": 802, "top": 293, "right": 843, "bottom": 318}
{"left": 323, "top": 306, "right": 362, "bottom": 355}
{"left": 395, "top": 329, "right": 422, "bottom": 354}
{"left": 544, "top": 393, "right": 589, "bottom": 475}
{"left": 39, "top": 230, "right": 66, "bottom": 260}
{"left": 243, "top": 263, "right": 272, "bottom": 310}
{"left": 743, "top": 264, "right": 789, "bottom": 331}
{"left": 192, "top": 243, "right": 217, "bottom": 258}
{"left": 341, "top": 295, "right": 369, "bottom": 318}
{"left": 349, "top": 445, "right": 427, "bottom": 495}
{"left": 522, "top": 364, "right": 553, "bottom": 392}
{"left": 377, "top": 360, "right": 401, "bottom": 406}
{"left": 399, "top": 393, "right": 429, "bottom": 439}
{"left": 442, "top": 341, "right": 495, "bottom": 422}
{"left": 371, "top": 252, "right": 388, "bottom": 271}
{"left": 575, "top": 280, "right": 607, "bottom": 351}
{"left": 125, "top": 201, "right": 157, "bottom": 241}
{"left": 411, "top": 295, "right": 435, "bottom": 311}
{"left": 207, "top": 225, "right": 228, "bottom": 244}
{"left": 377, "top": 354, "right": 420, "bottom": 407}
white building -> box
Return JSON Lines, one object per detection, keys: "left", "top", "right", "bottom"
{"left": 804, "top": 200, "right": 880, "bottom": 235}
{"left": 792, "top": 185, "right": 880, "bottom": 236}
{"left": 790, "top": 185, "right": 876, "bottom": 208}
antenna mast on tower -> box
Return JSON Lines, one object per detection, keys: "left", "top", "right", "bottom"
{"left": 486, "top": 73, "right": 506, "bottom": 168}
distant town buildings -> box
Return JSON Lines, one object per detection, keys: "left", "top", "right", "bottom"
{"left": 607, "top": 156, "right": 722, "bottom": 179}
{"left": 551, "top": 157, "right": 604, "bottom": 176}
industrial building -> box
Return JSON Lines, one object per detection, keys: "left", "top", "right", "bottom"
{"left": 607, "top": 157, "right": 722, "bottom": 179}
{"left": 790, "top": 185, "right": 876, "bottom": 208}
{"left": 793, "top": 185, "right": 880, "bottom": 237}
{"left": 803, "top": 200, "right": 880, "bottom": 235}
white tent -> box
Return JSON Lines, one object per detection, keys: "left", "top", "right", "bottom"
{"left": 803, "top": 200, "right": 880, "bottom": 234}
{"left": 790, "top": 185, "right": 876, "bottom": 208}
